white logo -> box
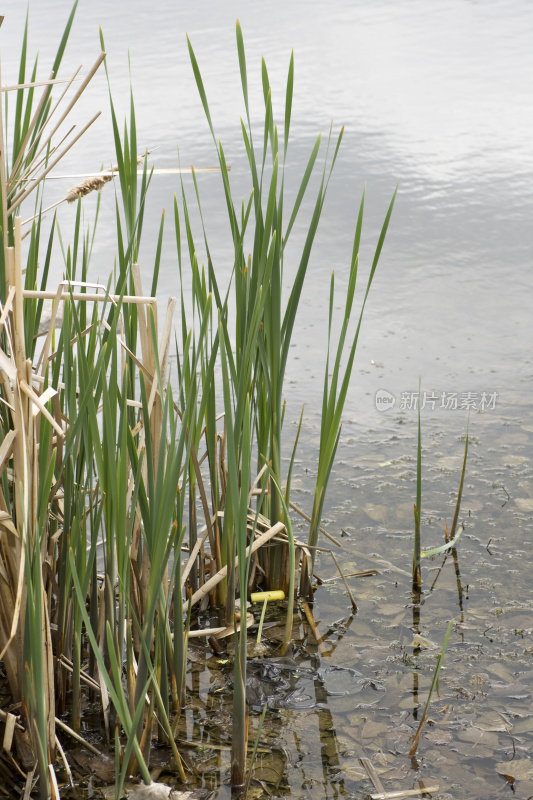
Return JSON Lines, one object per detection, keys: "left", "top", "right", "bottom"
{"left": 375, "top": 389, "right": 395, "bottom": 411}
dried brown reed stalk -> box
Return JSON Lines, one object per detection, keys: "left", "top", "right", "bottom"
{"left": 0, "top": 44, "right": 106, "bottom": 792}
{"left": 189, "top": 520, "right": 287, "bottom": 607}
{"left": 6, "top": 53, "right": 106, "bottom": 204}
{"left": 0, "top": 217, "right": 59, "bottom": 775}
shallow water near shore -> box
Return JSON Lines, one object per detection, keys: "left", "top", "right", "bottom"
{"left": 53, "top": 400, "right": 533, "bottom": 800}
{"left": 163, "top": 398, "right": 532, "bottom": 800}
{"left": 1, "top": 1, "right": 532, "bottom": 797}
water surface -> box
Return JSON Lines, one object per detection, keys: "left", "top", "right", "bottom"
{"left": 1, "top": 2, "right": 532, "bottom": 797}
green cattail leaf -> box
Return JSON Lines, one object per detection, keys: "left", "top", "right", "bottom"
{"left": 284, "top": 51, "right": 294, "bottom": 161}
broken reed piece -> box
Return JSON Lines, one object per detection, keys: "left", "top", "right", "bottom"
{"left": 319, "top": 569, "right": 380, "bottom": 583}
{"left": 329, "top": 551, "right": 357, "bottom": 611}
{"left": 289, "top": 500, "right": 342, "bottom": 548}
{"left": 369, "top": 788, "right": 440, "bottom": 800}
{"left": 22, "top": 287, "right": 157, "bottom": 306}
{"left": 360, "top": 755, "right": 386, "bottom": 795}
{"left": 299, "top": 598, "right": 328, "bottom": 656}
{"left": 187, "top": 612, "right": 254, "bottom": 640}
{"left": 188, "top": 521, "right": 286, "bottom": 607}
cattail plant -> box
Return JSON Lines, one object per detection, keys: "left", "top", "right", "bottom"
{"left": 0, "top": 12, "right": 398, "bottom": 799}
{"left": 0, "top": 6, "right": 104, "bottom": 796}
{"left": 184, "top": 23, "right": 396, "bottom": 602}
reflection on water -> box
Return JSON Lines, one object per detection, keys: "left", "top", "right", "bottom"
{"left": 1, "top": 1, "right": 532, "bottom": 797}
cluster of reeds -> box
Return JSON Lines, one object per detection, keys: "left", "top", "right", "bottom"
{"left": 0, "top": 9, "right": 395, "bottom": 799}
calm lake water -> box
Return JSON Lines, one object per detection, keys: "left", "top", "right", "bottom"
{"left": 2, "top": 2, "right": 532, "bottom": 798}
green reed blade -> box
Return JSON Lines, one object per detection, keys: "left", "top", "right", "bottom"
{"left": 450, "top": 428, "right": 469, "bottom": 540}
{"left": 236, "top": 20, "right": 250, "bottom": 123}
{"left": 409, "top": 619, "right": 454, "bottom": 756}
{"left": 283, "top": 133, "right": 321, "bottom": 244}
{"left": 283, "top": 51, "right": 294, "bottom": 161}
{"left": 305, "top": 187, "right": 396, "bottom": 572}
{"left": 187, "top": 36, "right": 216, "bottom": 141}
{"left": 151, "top": 210, "right": 165, "bottom": 296}
{"left": 69, "top": 553, "right": 152, "bottom": 786}
{"left": 105, "top": 624, "right": 153, "bottom": 795}
{"left": 284, "top": 405, "right": 304, "bottom": 509}
{"left": 50, "top": 2, "right": 78, "bottom": 79}
{"left": 261, "top": 61, "right": 276, "bottom": 156}
{"left": 131, "top": 608, "right": 187, "bottom": 782}
{"left": 280, "top": 130, "right": 343, "bottom": 377}
{"left": 266, "top": 470, "right": 296, "bottom": 654}
{"left": 12, "top": 11, "right": 29, "bottom": 159}
{"left": 413, "top": 379, "right": 422, "bottom": 590}
{"left": 420, "top": 424, "right": 469, "bottom": 558}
